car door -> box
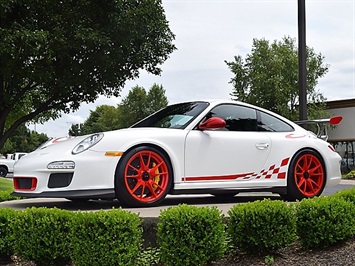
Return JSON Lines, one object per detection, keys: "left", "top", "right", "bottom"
{"left": 184, "top": 104, "right": 271, "bottom": 186}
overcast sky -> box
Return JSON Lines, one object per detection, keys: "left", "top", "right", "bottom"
{"left": 35, "top": 0, "right": 355, "bottom": 137}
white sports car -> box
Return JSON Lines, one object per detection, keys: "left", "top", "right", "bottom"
{"left": 13, "top": 100, "right": 342, "bottom": 207}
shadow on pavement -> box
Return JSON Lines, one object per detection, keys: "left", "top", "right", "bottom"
{"left": 2, "top": 194, "right": 281, "bottom": 211}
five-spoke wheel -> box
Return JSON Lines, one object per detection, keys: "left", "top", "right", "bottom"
{"left": 115, "top": 146, "right": 172, "bottom": 207}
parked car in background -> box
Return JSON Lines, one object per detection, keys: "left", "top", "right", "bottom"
{"left": 0, "top": 152, "right": 27, "bottom": 177}
{"left": 12, "top": 100, "right": 342, "bottom": 207}
{"left": 341, "top": 157, "right": 355, "bottom": 171}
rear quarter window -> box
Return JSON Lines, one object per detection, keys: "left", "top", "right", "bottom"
{"left": 258, "top": 111, "right": 294, "bottom": 132}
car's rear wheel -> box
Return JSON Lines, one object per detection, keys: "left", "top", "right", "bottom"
{"left": 283, "top": 149, "right": 326, "bottom": 201}
{"left": 115, "top": 146, "right": 172, "bottom": 207}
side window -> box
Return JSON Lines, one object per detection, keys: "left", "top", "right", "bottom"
{"left": 207, "top": 104, "right": 258, "bottom": 131}
{"left": 258, "top": 112, "right": 294, "bottom": 132}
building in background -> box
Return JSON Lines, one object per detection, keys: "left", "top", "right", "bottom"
{"left": 326, "top": 98, "right": 355, "bottom": 172}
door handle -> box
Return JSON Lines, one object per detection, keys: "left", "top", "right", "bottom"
{"left": 256, "top": 143, "right": 269, "bottom": 150}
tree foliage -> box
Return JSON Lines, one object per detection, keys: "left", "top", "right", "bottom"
{"left": 118, "top": 83, "right": 169, "bottom": 128}
{"left": 69, "top": 105, "right": 120, "bottom": 136}
{"left": 0, "top": 0, "right": 176, "bottom": 149}
{"left": 70, "top": 84, "right": 168, "bottom": 135}
{"left": 0, "top": 125, "right": 49, "bottom": 154}
{"left": 225, "top": 36, "right": 329, "bottom": 120}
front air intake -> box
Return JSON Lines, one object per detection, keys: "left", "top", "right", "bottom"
{"left": 13, "top": 177, "right": 37, "bottom": 190}
{"left": 48, "top": 173, "right": 73, "bottom": 188}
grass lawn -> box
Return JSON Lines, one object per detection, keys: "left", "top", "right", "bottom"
{"left": 0, "top": 177, "right": 13, "bottom": 191}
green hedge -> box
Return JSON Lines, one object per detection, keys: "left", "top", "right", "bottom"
{"left": 332, "top": 186, "right": 355, "bottom": 205}
{"left": 157, "top": 204, "right": 226, "bottom": 266}
{"left": 11, "top": 207, "right": 72, "bottom": 266}
{"left": 0, "top": 190, "right": 21, "bottom": 202}
{"left": 0, "top": 187, "right": 354, "bottom": 264}
{"left": 0, "top": 208, "right": 17, "bottom": 259}
{"left": 228, "top": 198, "right": 297, "bottom": 254}
{"left": 345, "top": 170, "right": 355, "bottom": 179}
{"left": 70, "top": 209, "right": 142, "bottom": 266}
{"left": 296, "top": 196, "right": 355, "bottom": 249}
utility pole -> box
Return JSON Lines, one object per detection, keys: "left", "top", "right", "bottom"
{"left": 298, "top": 0, "right": 307, "bottom": 121}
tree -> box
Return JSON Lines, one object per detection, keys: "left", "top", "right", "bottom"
{"left": 118, "top": 86, "right": 149, "bottom": 129}
{"left": 0, "top": 125, "right": 49, "bottom": 154}
{"left": 146, "top": 83, "right": 170, "bottom": 115}
{"left": 70, "top": 84, "right": 168, "bottom": 135}
{"left": 225, "top": 36, "right": 329, "bottom": 121}
{"left": 0, "top": 0, "right": 176, "bottom": 150}
{"left": 69, "top": 105, "right": 120, "bottom": 136}
{"left": 118, "top": 84, "right": 169, "bottom": 128}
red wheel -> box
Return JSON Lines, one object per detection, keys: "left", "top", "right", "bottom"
{"left": 283, "top": 149, "right": 326, "bottom": 201}
{"left": 115, "top": 146, "right": 172, "bottom": 207}
{"left": 294, "top": 154, "right": 324, "bottom": 197}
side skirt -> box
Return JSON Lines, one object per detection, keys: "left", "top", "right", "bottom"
{"left": 170, "top": 186, "right": 287, "bottom": 195}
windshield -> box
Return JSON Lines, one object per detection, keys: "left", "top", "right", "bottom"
{"left": 132, "top": 102, "right": 209, "bottom": 129}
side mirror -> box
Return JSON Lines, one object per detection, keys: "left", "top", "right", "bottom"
{"left": 198, "top": 117, "right": 226, "bottom": 130}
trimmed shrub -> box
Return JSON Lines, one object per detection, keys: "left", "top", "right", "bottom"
{"left": 11, "top": 207, "right": 72, "bottom": 266}
{"left": 0, "top": 190, "right": 21, "bottom": 202}
{"left": 296, "top": 196, "right": 355, "bottom": 249}
{"left": 137, "top": 247, "right": 161, "bottom": 266}
{"left": 0, "top": 208, "right": 17, "bottom": 259}
{"left": 228, "top": 199, "right": 297, "bottom": 254}
{"left": 332, "top": 187, "right": 355, "bottom": 205}
{"left": 345, "top": 170, "right": 355, "bottom": 179}
{"left": 157, "top": 204, "right": 226, "bottom": 266}
{"left": 70, "top": 209, "right": 142, "bottom": 266}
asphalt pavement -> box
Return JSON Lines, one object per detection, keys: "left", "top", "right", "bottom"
{"left": 1, "top": 179, "right": 354, "bottom": 217}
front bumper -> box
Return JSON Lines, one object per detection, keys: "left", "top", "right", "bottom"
{"left": 11, "top": 188, "right": 115, "bottom": 199}
{"left": 13, "top": 149, "right": 121, "bottom": 195}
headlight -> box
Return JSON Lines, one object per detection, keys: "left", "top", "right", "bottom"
{"left": 72, "top": 133, "right": 103, "bottom": 154}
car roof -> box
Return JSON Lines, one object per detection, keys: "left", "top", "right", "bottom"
{"left": 181, "top": 99, "right": 300, "bottom": 128}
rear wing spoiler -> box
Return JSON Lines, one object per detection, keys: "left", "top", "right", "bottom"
{"left": 295, "top": 116, "right": 342, "bottom": 141}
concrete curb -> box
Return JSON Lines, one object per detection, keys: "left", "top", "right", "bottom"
{"left": 339, "top": 179, "right": 355, "bottom": 185}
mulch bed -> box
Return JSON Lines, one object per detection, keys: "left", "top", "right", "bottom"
{"left": 212, "top": 238, "right": 355, "bottom": 266}
{"left": 1, "top": 238, "right": 354, "bottom": 265}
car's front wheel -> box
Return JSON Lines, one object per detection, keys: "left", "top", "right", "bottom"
{"left": 115, "top": 146, "right": 172, "bottom": 207}
{"left": 283, "top": 149, "right": 326, "bottom": 201}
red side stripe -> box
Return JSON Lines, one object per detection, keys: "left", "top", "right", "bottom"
{"left": 183, "top": 172, "right": 254, "bottom": 182}
{"left": 277, "top": 172, "right": 286, "bottom": 179}
{"left": 281, "top": 158, "right": 290, "bottom": 166}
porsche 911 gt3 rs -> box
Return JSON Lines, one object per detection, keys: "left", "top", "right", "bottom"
{"left": 12, "top": 100, "right": 342, "bottom": 207}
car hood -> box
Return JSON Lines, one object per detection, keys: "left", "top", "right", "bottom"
{"left": 30, "top": 127, "right": 185, "bottom": 156}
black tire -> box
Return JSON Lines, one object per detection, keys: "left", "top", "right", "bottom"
{"left": 0, "top": 166, "right": 8, "bottom": 177}
{"left": 115, "top": 146, "right": 173, "bottom": 207}
{"left": 282, "top": 149, "right": 326, "bottom": 201}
